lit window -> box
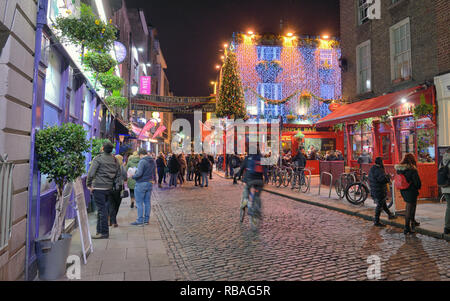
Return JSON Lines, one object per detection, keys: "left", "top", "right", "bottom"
{"left": 258, "top": 83, "right": 282, "bottom": 117}
{"left": 257, "top": 46, "right": 281, "bottom": 61}
{"left": 320, "top": 49, "right": 333, "bottom": 68}
{"left": 356, "top": 40, "right": 371, "bottom": 94}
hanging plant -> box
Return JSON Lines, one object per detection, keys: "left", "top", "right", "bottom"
{"left": 413, "top": 94, "right": 433, "bottom": 120}
{"left": 105, "top": 95, "right": 128, "bottom": 109}
{"left": 53, "top": 3, "right": 117, "bottom": 52}
{"left": 98, "top": 73, "right": 125, "bottom": 91}
{"left": 299, "top": 92, "right": 312, "bottom": 108}
{"left": 332, "top": 123, "right": 345, "bottom": 132}
{"left": 355, "top": 118, "right": 374, "bottom": 131}
{"left": 380, "top": 110, "right": 393, "bottom": 124}
{"left": 286, "top": 114, "right": 297, "bottom": 120}
{"left": 295, "top": 131, "right": 305, "bottom": 139}
{"left": 84, "top": 52, "right": 117, "bottom": 73}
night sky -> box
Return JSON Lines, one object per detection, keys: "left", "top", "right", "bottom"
{"left": 126, "top": 0, "right": 340, "bottom": 97}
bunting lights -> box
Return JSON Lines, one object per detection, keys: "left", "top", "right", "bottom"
{"left": 228, "top": 32, "right": 342, "bottom": 124}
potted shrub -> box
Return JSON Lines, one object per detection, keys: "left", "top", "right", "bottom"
{"left": 34, "top": 123, "right": 90, "bottom": 280}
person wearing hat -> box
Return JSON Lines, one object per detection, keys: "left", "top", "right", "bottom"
{"left": 368, "top": 157, "right": 396, "bottom": 227}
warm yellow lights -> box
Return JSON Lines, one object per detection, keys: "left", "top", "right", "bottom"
{"left": 283, "top": 36, "right": 297, "bottom": 47}
{"left": 247, "top": 30, "right": 254, "bottom": 35}
{"left": 286, "top": 32, "right": 294, "bottom": 37}
{"left": 224, "top": 43, "right": 228, "bottom": 48}
{"left": 221, "top": 55, "right": 225, "bottom": 60}
{"left": 322, "top": 35, "right": 330, "bottom": 40}
{"left": 215, "top": 65, "right": 220, "bottom": 69}
{"left": 319, "top": 39, "right": 333, "bottom": 49}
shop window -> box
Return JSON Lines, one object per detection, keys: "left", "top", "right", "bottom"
{"left": 44, "top": 49, "right": 62, "bottom": 107}
{"left": 397, "top": 117, "right": 435, "bottom": 164}
{"left": 350, "top": 124, "right": 373, "bottom": 161}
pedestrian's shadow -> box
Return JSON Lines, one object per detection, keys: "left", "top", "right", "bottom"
{"left": 384, "top": 235, "right": 441, "bottom": 280}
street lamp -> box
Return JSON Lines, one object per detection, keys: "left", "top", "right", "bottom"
{"left": 146, "top": 63, "right": 151, "bottom": 67}
{"left": 138, "top": 47, "right": 144, "bottom": 52}
{"left": 215, "top": 65, "right": 220, "bottom": 70}
{"left": 131, "top": 84, "right": 139, "bottom": 96}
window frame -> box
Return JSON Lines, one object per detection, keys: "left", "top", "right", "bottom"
{"left": 389, "top": 17, "right": 412, "bottom": 82}
{"left": 356, "top": 40, "right": 371, "bottom": 94}
{"left": 357, "top": 0, "right": 371, "bottom": 25}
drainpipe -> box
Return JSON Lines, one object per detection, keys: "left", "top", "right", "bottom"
{"left": 26, "top": 0, "right": 48, "bottom": 281}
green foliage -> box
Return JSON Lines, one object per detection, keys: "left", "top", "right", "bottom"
{"left": 355, "top": 118, "right": 374, "bottom": 131}
{"left": 295, "top": 131, "right": 305, "bottom": 139}
{"left": 216, "top": 51, "right": 247, "bottom": 119}
{"left": 413, "top": 94, "right": 433, "bottom": 120}
{"left": 105, "top": 95, "right": 128, "bottom": 109}
{"left": 332, "top": 123, "right": 345, "bottom": 132}
{"left": 35, "top": 123, "right": 90, "bottom": 189}
{"left": 53, "top": 3, "right": 117, "bottom": 52}
{"left": 98, "top": 73, "right": 125, "bottom": 91}
{"left": 90, "top": 138, "right": 112, "bottom": 158}
{"left": 84, "top": 52, "right": 117, "bottom": 73}
{"left": 380, "top": 110, "right": 393, "bottom": 124}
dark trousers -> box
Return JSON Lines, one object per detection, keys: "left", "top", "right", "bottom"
{"left": 93, "top": 190, "right": 111, "bottom": 236}
{"left": 158, "top": 168, "right": 165, "bottom": 185}
{"left": 374, "top": 198, "right": 392, "bottom": 223}
{"left": 405, "top": 201, "right": 417, "bottom": 230}
{"left": 194, "top": 172, "right": 201, "bottom": 186}
{"left": 109, "top": 188, "right": 122, "bottom": 225}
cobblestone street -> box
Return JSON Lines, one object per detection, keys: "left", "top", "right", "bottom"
{"left": 153, "top": 176, "right": 450, "bottom": 281}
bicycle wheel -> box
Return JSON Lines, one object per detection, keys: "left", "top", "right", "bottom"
{"left": 250, "top": 215, "right": 260, "bottom": 231}
{"left": 277, "top": 172, "right": 284, "bottom": 188}
{"left": 300, "top": 173, "right": 310, "bottom": 193}
{"left": 240, "top": 206, "right": 246, "bottom": 223}
{"left": 283, "top": 171, "right": 291, "bottom": 187}
{"left": 346, "top": 183, "right": 369, "bottom": 205}
{"left": 335, "top": 178, "right": 343, "bottom": 198}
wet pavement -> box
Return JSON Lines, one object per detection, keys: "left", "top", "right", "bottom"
{"left": 153, "top": 175, "right": 450, "bottom": 281}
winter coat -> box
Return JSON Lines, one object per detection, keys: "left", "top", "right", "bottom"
{"left": 395, "top": 164, "right": 422, "bottom": 203}
{"left": 132, "top": 156, "right": 157, "bottom": 183}
{"left": 178, "top": 156, "right": 187, "bottom": 170}
{"left": 156, "top": 157, "right": 166, "bottom": 170}
{"left": 168, "top": 156, "right": 180, "bottom": 174}
{"left": 293, "top": 152, "right": 307, "bottom": 167}
{"left": 238, "top": 154, "right": 264, "bottom": 182}
{"left": 126, "top": 155, "right": 140, "bottom": 190}
{"left": 87, "top": 152, "right": 121, "bottom": 190}
{"left": 368, "top": 164, "right": 390, "bottom": 201}
{"left": 441, "top": 153, "right": 450, "bottom": 194}
{"left": 200, "top": 157, "right": 211, "bottom": 172}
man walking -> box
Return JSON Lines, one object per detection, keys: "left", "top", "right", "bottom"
{"left": 131, "top": 149, "right": 157, "bottom": 226}
{"left": 87, "top": 142, "right": 121, "bottom": 239}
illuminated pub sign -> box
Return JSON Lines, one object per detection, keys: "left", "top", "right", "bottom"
{"left": 140, "top": 76, "right": 151, "bottom": 95}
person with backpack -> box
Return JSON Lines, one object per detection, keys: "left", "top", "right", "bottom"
{"left": 126, "top": 151, "right": 140, "bottom": 208}
{"left": 237, "top": 150, "right": 265, "bottom": 223}
{"left": 200, "top": 153, "right": 211, "bottom": 187}
{"left": 395, "top": 153, "right": 422, "bottom": 235}
{"left": 439, "top": 148, "right": 450, "bottom": 234}
{"left": 369, "top": 157, "right": 396, "bottom": 227}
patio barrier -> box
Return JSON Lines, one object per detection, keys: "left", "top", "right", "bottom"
{"left": 319, "top": 172, "right": 333, "bottom": 198}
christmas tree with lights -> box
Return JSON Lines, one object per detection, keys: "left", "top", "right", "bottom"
{"left": 216, "top": 50, "right": 247, "bottom": 119}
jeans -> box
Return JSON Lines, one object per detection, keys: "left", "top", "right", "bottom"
{"left": 93, "top": 190, "right": 111, "bottom": 236}
{"left": 195, "top": 172, "right": 201, "bottom": 186}
{"left": 169, "top": 173, "right": 178, "bottom": 187}
{"left": 243, "top": 179, "right": 264, "bottom": 218}
{"left": 201, "top": 172, "right": 209, "bottom": 186}
{"left": 135, "top": 182, "right": 152, "bottom": 223}
{"left": 444, "top": 193, "right": 450, "bottom": 231}
{"left": 157, "top": 168, "right": 165, "bottom": 185}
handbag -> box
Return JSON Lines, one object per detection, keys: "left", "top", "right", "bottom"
{"left": 121, "top": 189, "right": 129, "bottom": 198}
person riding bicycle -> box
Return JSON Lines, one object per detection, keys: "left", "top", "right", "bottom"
{"left": 368, "top": 157, "right": 396, "bottom": 227}
{"left": 291, "top": 146, "right": 307, "bottom": 189}
{"left": 238, "top": 150, "right": 265, "bottom": 221}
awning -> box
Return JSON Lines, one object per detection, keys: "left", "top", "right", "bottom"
{"left": 316, "top": 85, "right": 428, "bottom": 127}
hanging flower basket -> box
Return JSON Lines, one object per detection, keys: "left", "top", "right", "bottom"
{"left": 105, "top": 95, "right": 128, "bottom": 109}
{"left": 53, "top": 3, "right": 117, "bottom": 52}
{"left": 294, "top": 131, "right": 305, "bottom": 139}
{"left": 413, "top": 94, "right": 433, "bottom": 120}
{"left": 84, "top": 52, "right": 117, "bottom": 73}
{"left": 286, "top": 114, "right": 297, "bottom": 120}
{"left": 98, "top": 73, "right": 125, "bottom": 91}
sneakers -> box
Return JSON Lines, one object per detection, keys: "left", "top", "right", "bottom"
{"left": 130, "top": 221, "right": 144, "bottom": 226}
{"left": 92, "top": 233, "right": 109, "bottom": 239}
{"left": 413, "top": 220, "right": 420, "bottom": 226}
{"left": 144, "top": 221, "right": 149, "bottom": 225}
{"left": 130, "top": 203, "right": 134, "bottom": 209}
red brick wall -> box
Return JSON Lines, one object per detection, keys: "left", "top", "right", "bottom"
{"left": 436, "top": 0, "right": 450, "bottom": 74}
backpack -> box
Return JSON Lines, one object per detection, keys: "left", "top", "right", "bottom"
{"left": 437, "top": 161, "right": 450, "bottom": 187}
{"left": 247, "top": 156, "right": 263, "bottom": 174}
{"left": 395, "top": 174, "right": 410, "bottom": 190}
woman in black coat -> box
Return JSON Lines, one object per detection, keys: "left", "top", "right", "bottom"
{"left": 395, "top": 153, "right": 422, "bottom": 234}
{"left": 168, "top": 155, "right": 180, "bottom": 187}
{"left": 369, "top": 157, "right": 396, "bottom": 227}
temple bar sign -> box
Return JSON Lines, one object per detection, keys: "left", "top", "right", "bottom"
{"left": 132, "top": 94, "right": 216, "bottom": 113}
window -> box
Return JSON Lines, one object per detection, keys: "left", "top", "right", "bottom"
{"left": 319, "top": 49, "right": 333, "bottom": 68}
{"left": 397, "top": 117, "right": 435, "bottom": 163}
{"left": 44, "top": 49, "right": 62, "bottom": 106}
{"left": 350, "top": 124, "right": 373, "bottom": 161}
{"left": 356, "top": 40, "right": 371, "bottom": 94}
{"left": 358, "top": 0, "right": 371, "bottom": 25}
{"left": 83, "top": 86, "right": 92, "bottom": 125}
{"left": 257, "top": 46, "right": 281, "bottom": 61}
{"left": 390, "top": 18, "right": 412, "bottom": 82}
{"left": 258, "top": 83, "right": 283, "bottom": 117}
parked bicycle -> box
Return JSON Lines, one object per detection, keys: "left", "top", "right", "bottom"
{"left": 291, "top": 166, "right": 311, "bottom": 193}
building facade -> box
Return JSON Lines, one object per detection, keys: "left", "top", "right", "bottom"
{"left": 319, "top": 0, "right": 450, "bottom": 200}
{"left": 228, "top": 32, "right": 343, "bottom": 159}
{"left": 0, "top": 0, "right": 37, "bottom": 281}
